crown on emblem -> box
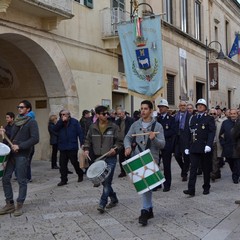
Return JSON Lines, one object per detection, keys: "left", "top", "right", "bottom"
{"left": 134, "top": 36, "right": 147, "bottom": 47}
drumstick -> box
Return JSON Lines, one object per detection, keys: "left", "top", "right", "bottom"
{"left": 2, "top": 133, "right": 14, "bottom": 148}
{"left": 95, "top": 147, "right": 118, "bottom": 161}
{"left": 131, "top": 132, "right": 160, "bottom": 137}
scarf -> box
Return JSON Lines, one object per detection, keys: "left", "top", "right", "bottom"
{"left": 14, "top": 115, "right": 30, "bottom": 127}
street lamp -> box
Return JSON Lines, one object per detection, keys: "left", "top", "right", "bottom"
{"left": 206, "top": 39, "right": 225, "bottom": 109}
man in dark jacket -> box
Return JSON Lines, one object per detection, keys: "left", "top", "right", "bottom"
{"left": 157, "top": 99, "right": 176, "bottom": 192}
{"left": 115, "top": 107, "right": 134, "bottom": 177}
{"left": 174, "top": 101, "right": 191, "bottom": 181}
{"left": 0, "top": 100, "right": 39, "bottom": 217}
{"left": 219, "top": 109, "right": 240, "bottom": 184}
{"left": 54, "top": 109, "right": 84, "bottom": 186}
{"left": 83, "top": 105, "right": 121, "bottom": 213}
{"left": 183, "top": 99, "right": 216, "bottom": 196}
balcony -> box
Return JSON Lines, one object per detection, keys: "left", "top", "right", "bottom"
{"left": 100, "top": 7, "right": 130, "bottom": 50}
{"left": 1, "top": 0, "right": 74, "bottom": 30}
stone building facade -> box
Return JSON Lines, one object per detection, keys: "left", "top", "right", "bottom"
{"left": 0, "top": 0, "right": 239, "bottom": 159}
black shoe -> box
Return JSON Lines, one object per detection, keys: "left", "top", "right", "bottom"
{"left": 148, "top": 207, "right": 154, "bottom": 219}
{"left": 93, "top": 183, "right": 100, "bottom": 187}
{"left": 233, "top": 180, "right": 239, "bottom": 184}
{"left": 118, "top": 172, "right": 126, "bottom": 178}
{"left": 106, "top": 200, "right": 118, "bottom": 209}
{"left": 67, "top": 170, "right": 73, "bottom": 174}
{"left": 183, "top": 190, "right": 195, "bottom": 196}
{"left": 203, "top": 189, "right": 210, "bottom": 195}
{"left": 163, "top": 188, "right": 170, "bottom": 192}
{"left": 97, "top": 205, "right": 105, "bottom": 214}
{"left": 138, "top": 209, "right": 150, "bottom": 226}
{"left": 57, "top": 181, "right": 67, "bottom": 186}
{"left": 182, "top": 176, "right": 188, "bottom": 182}
{"left": 52, "top": 166, "right": 59, "bottom": 169}
{"left": 78, "top": 175, "right": 83, "bottom": 182}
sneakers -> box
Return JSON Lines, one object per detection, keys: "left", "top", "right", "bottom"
{"left": 138, "top": 209, "right": 154, "bottom": 226}
{"left": 97, "top": 205, "right": 105, "bottom": 214}
{"left": 57, "top": 181, "right": 67, "bottom": 186}
{"left": 13, "top": 203, "right": 23, "bottom": 217}
{"left": 0, "top": 202, "right": 15, "bottom": 215}
{"left": 106, "top": 200, "right": 118, "bottom": 209}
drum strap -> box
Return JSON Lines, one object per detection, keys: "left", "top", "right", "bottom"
{"left": 137, "top": 121, "right": 156, "bottom": 152}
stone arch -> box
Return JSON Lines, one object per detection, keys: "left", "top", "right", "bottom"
{"left": 0, "top": 31, "right": 78, "bottom": 160}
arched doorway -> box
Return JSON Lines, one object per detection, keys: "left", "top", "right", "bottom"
{"left": 0, "top": 33, "right": 78, "bottom": 160}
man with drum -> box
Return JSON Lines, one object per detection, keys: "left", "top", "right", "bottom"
{"left": 124, "top": 100, "right": 165, "bottom": 226}
{"left": 0, "top": 100, "right": 39, "bottom": 217}
{"left": 83, "top": 105, "right": 121, "bottom": 213}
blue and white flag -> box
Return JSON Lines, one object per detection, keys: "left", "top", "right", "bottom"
{"left": 118, "top": 16, "right": 163, "bottom": 97}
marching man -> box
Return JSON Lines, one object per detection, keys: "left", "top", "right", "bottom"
{"left": 124, "top": 100, "right": 165, "bottom": 226}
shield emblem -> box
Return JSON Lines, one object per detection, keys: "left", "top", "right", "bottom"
{"left": 136, "top": 48, "right": 151, "bottom": 69}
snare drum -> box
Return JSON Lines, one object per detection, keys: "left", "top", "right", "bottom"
{"left": 0, "top": 143, "right": 11, "bottom": 177}
{"left": 86, "top": 160, "right": 111, "bottom": 184}
{"left": 122, "top": 149, "right": 165, "bottom": 194}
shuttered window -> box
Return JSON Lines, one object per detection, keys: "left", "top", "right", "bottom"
{"left": 84, "top": 0, "right": 93, "bottom": 8}
{"left": 167, "top": 74, "right": 175, "bottom": 105}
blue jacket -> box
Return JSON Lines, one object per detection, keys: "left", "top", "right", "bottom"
{"left": 53, "top": 117, "right": 84, "bottom": 151}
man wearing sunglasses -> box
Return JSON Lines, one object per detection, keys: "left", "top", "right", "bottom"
{"left": 0, "top": 100, "right": 39, "bottom": 217}
{"left": 83, "top": 105, "right": 121, "bottom": 213}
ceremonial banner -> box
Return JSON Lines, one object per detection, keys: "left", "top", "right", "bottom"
{"left": 117, "top": 16, "right": 163, "bottom": 98}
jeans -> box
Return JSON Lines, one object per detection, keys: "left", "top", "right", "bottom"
{"left": 142, "top": 191, "right": 152, "bottom": 210}
{"left": 99, "top": 156, "right": 118, "bottom": 207}
{"left": 2, "top": 155, "right": 28, "bottom": 203}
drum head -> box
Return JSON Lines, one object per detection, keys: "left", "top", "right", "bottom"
{"left": 87, "top": 160, "right": 107, "bottom": 178}
{"left": 0, "top": 143, "right": 10, "bottom": 156}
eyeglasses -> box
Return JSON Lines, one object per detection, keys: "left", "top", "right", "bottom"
{"left": 100, "top": 112, "right": 108, "bottom": 116}
{"left": 17, "top": 106, "right": 26, "bottom": 109}
{"left": 61, "top": 113, "right": 68, "bottom": 116}
{"left": 209, "top": 113, "right": 217, "bottom": 115}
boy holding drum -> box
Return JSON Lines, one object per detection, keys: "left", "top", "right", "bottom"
{"left": 124, "top": 100, "right": 165, "bottom": 226}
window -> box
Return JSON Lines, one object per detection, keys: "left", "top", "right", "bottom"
{"left": 167, "top": 74, "right": 175, "bottom": 105}
{"left": 118, "top": 55, "right": 125, "bottom": 73}
{"left": 214, "top": 26, "right": 219, "bottom": 50}
{"left": 181, "top": 0, "right": 188, "bottom": 33}
{"left": 194, "top": 0, "right": 201, "bottom": 40}
{"left": 74, "top": 0, "right": 84, "bottom": 4}
{"left": 225, "top": 20, "right": 229, "bottom": 55}
{"left": 112, "top": 0, "right": 125, "bottom": 10}
{"left": 163, "top": 0, "right": 173, "bottom": 24}
{"left": 84, "top": 0, "right": 93, "bottom": 9}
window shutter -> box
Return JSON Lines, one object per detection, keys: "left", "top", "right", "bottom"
{"left": 84, "top": 0, "right": 93, "bottom": 9}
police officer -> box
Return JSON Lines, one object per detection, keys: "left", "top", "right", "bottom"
{"left": 157, "top": 99, "right": 176, "bottom": 192}
{"left": 183, "top": 99, "right": 216, "bottom": 196}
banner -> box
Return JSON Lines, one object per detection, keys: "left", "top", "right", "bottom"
{"left": 117, "top": 16, "right": 163, "bottom": 98}
{"left": 209, "top": 63, "right": 219, "bottom": 91}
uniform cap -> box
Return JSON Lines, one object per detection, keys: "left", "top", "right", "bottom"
{"left": 157, "top": 99, "right": 169, "bottom": 108}
{"left": 196, "top": 98, "right": 207, "bottom": 108}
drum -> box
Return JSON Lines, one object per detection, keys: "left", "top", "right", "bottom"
{"left": 86, "top": 160, "right": 111, "bottom": 184}
{"left": 0, "top": 143, "right": 11, "bottom": 177}
{"left": 122, "top": 149, "right": 165, "bottom": 194}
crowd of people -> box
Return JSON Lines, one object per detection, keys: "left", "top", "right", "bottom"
{"left": 0, "top": 98, "right": 240, "bottom": 226}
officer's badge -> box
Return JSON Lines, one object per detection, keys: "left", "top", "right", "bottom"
{"left": 166, "top": 124, "right": 169, "bottom": 129}
{"left": 202, "top": 125, "right": 205, "bottom": 129}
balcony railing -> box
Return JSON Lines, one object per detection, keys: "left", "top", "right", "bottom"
{"left": 101, "top": 7, "right": 130, "bottom": 38}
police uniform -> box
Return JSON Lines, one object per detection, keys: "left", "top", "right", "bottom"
{"left": 157, "top": 112, "right": 176, "bottom": 191}
{"left": 186, "top": 111, "right": 216, "bottom": 195}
